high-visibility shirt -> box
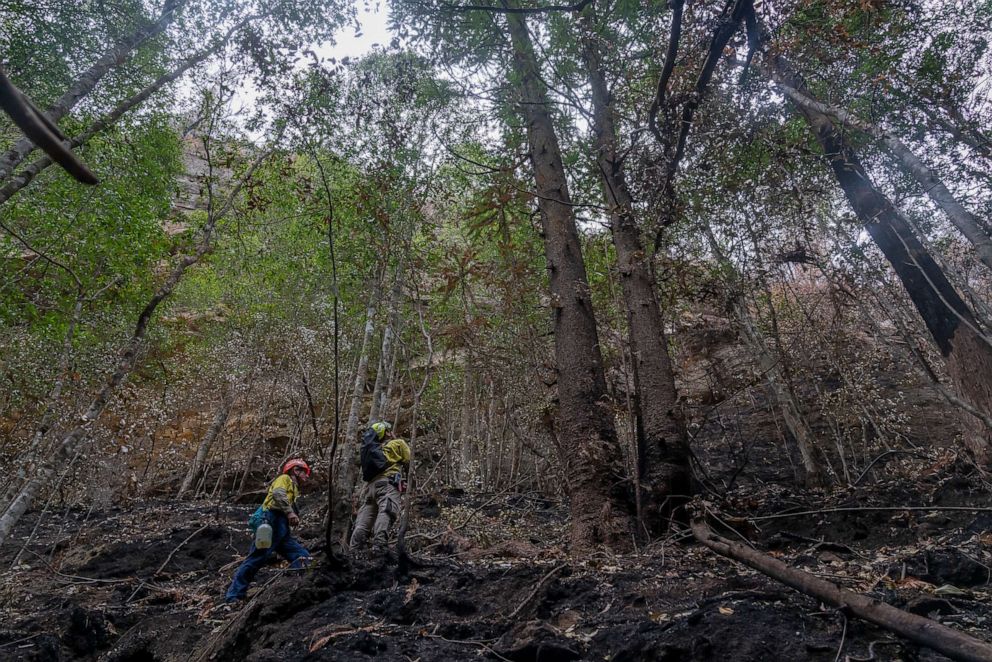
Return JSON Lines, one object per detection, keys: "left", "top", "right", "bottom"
{"left": 372, "top": 438, "right": 411, "bottom": 481}
{"left": 262, "top": 473, "right": 300, "bottom": 513}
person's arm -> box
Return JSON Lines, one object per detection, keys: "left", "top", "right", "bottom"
{"left": 266, "top": 475, "right": 294, "bottom": 513}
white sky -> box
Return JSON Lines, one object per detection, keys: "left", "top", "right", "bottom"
{"left": 318, "top": 5, "right": 393, "bottom": 61}
{"left": 220, "top": 5, "right": 393, "bottom": 137}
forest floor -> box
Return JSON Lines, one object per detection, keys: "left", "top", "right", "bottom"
{"left": 1, "top": 453, "right": 991, "bottom": 661}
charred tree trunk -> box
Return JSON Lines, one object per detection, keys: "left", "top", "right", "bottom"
{"left": 649, "top": 0, "right": 751, "bottom": 248}
{"left": 504, "top": 6, "right": 634, "bottom": 551}
{"left": 772, "top": 81, "right": 992, "bottom": 272}
{"left": 767, "top": 56, "right": 992, "bottom": 465}
{"left": 692, "top": 517, "right": 992, "bottom": 662}
{"left": 581, "top": 24, "right": 689, "bottom": 535}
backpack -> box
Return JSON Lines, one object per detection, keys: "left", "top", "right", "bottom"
{"left": 360, "top": 427, "right": 390, "bottom": 481}
{"left": 247, "top": 506, "right": 266, "bottom": 532}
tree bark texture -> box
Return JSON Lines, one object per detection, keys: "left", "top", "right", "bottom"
{"left": 582, "top": 27, "right": 689, "bottom": 534}
{"left": 505, "top": 7, "right": 633, "bottom": 551}
{"left": 768, "top": 57, "right": 992, "bottom": 465}
{"left": 692, "top": 518, "right": 992, "bottom": 662}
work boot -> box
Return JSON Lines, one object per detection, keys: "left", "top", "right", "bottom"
{"left": 370, "top": 543, "right": 388, "bottom": 562}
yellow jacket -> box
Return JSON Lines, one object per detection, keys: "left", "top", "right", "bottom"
{"left": 373, "top": 438, "right": 411, "bottom": 481}
{"left": 262, "top": 473, "right": 300, "bottom": 513}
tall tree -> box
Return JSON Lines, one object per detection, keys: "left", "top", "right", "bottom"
{"left": 761, "top": 47, "right": 992, "bottom": 465}
{"left": 504, "top": 5, "right": 633, "bottom": 550}
{"left": 578, "top": 10, "right": 688, "bottom": 533}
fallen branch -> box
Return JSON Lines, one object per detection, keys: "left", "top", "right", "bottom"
{"left": 155, "top": 524, "right": 211, "bottom": 577}
{"left": 506, "top": 563, "right": 567, "bottom": 620}
{"left": 747, "top": 506, "right": 992, "bottom": 521}
{"left": 422, "top": 633, "right": 513, "bottom": 662}
{"left": 691, "top": 518, "right": 992, "bottom": 662}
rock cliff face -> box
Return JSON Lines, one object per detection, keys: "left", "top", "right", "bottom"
{"left": 673, "top": 306, "right": 962, "bottom": 486}
{"left": 165, "top": 134, "right": 234, "bottom": 234}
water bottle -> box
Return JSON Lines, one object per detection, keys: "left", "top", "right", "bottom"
{"left": 255, "top": 522, "right": 273, "bottom": 549}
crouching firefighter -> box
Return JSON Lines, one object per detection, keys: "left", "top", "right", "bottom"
{"left": 226, "top": 459, "right": 311, "bottom": 602}
{"left": 350, "top": 421, "right": 410, "bottom": 555}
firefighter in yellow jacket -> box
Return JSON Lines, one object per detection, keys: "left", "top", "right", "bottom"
{"left": 225, "top": 459, "right": 310, "bottom": 602}
{"left": 350, "top": 421, "right": 410, "bottom": 553}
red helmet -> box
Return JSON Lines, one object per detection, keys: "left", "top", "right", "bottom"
{"left": 282, "top": 459, "right": 311, "bottom": 477}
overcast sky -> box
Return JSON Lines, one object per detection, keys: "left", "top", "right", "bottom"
{"left": 320, "top": 4, "right": 393, "bottom": 61}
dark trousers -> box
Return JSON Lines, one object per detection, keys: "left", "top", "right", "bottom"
{"left": 226, "top": 511, "right": 309, "bottom": 601}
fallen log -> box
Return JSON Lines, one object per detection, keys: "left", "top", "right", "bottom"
{"left": 691, "top": 518, "right": 992, "bottom": 662}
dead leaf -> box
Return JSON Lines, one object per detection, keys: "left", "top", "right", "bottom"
{"left": 404, "top": 578, "right": 419, "bottom": 605}
{"left": 894, "top": 577, "right": 935, "bottom": 590}
{"left": 718, "top": 606, "right": 734, "bottom": 615}
{"left": 934, "top": 584, "right": 971, "bottom": 597}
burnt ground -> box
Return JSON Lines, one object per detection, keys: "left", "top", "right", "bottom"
{"left": 0, "top": 457, "right": 991, "bottom": 662}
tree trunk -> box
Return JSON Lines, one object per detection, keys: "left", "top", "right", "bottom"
{"left": 0, "top": 0, "right": 185, "bottom": 183}
{"left": 581, "top": 26, "right": 689, "bottom": 535}
{"left": 329, "top": 281, "right": 380, "bottom": 551}
{"left": 692, "top": 518, "right": 992, "bottom": 662}
{"left": 504, "top": 7, "right": 633, "bottom": 551}
{"left": 368, "top": 263, "right": 404, "bottom": 423}
{"left": 0, "top": 134, "right": 276, "bottom": 547}
{"left": 771, "top": 80, "right": 992, "bottom": 272}
{"left": 650, "top": 0, "right": 751, "bottom": 249}
{"left": 177, "top": 386, "right": 234, "bottom": 499}
{"left": 458, "top": 362, "right": 476, "bottom": 486}
{"left": 767, "top": 56, "right": 992, "bottom": 465}
{"left": 0, "top": 13, "right": 259, "bottom": 208}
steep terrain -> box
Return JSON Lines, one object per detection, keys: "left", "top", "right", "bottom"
{"left": 1, "top": 456, "right": 989, "bottom": 661}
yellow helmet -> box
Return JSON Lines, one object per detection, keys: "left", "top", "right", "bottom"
{"left": 371, "top": 421, "right": 391, "bottom": 439}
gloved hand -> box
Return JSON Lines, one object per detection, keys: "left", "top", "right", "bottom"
{"left": 288, "top": 512, "right": 300, "bottom": 527}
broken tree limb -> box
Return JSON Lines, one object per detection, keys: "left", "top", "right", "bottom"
{"left": 690, "top": 518, "right": 992, "bottom": 662}
{"left": 748, "top": 505, "right": 992, "bottom": 521}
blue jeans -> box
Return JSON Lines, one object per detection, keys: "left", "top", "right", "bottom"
{"left": 225, "top": 511, "right": 309, "bottom": 601}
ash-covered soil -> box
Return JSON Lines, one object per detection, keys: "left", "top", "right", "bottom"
{"left": 1, "top": 458, "right": 990, "bottom": 662}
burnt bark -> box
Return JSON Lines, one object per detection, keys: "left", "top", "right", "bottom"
{"left": 772, "top": 81, "right": 992, "bottom": 272}
{"left": 581, "top": 24, "right": 689, "bottom": 535}
{"left": 504, "top": 6, "right": 634, "bottom": 551}
{"left": 650, "top": 0, "right": 751, "bottom": 249}
{"left": 767, "top": 56, "right": 992, "bottom": 465}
